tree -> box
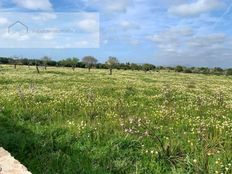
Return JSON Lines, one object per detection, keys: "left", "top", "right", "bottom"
{"left": 175, "top": 65, "right": 184, "bottom": 72}
{"left": 35, "top": 62, "right": 40, "bottom": 74}
{"left": 142, "top": 64, "right": 154, "bottom": 73}
{"left": 82, "top": 56, "right": 98, "bottom": 72}
{"left": 198, "top": 67, "right": 210, "bottom": 74}
{"left": 41, "top": 56, "right": 51, "bottom": 70}
{"left": 183, "top": 68, "right": 192, "bottom": 73}
{"left": 60, "top": 57, "right": 79, "bottom": 70}
{"left": 130, "top": 63, "right": 141, "bottom": 71}
{"left": 106, "top": 57, "right": 119, "bottom": 75}
{"left": 226, "top": 68, "right": 232, "bottom": 76}
{"left": 212, "top": 67, "right": 224, "bottom": 75}
{"left": 10, "top": 56, "right": 21, "bottom": 69}
{"left": 69, "top": 57, "right": 79, "bottom": 70}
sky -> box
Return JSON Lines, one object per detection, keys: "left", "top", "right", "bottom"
{"left": 0, "top": 0, "right": 232, "bottom": 67}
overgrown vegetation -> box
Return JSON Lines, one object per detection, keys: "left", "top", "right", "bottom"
{"left": 0, "top": 65, "right": 231, "bottom": 174}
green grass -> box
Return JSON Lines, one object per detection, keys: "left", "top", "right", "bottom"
{"left": 0, "top": 65, "right": 231, "bottom": 173}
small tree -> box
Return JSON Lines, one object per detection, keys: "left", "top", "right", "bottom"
{"left": 82, "top": 56, "right": 98, "bottom": 72}
{"left": 131, "top": 63, "right": 141, "bottom": 71}
{"left": 41, "top": 56, "right": 51, "bottom": 70}
{"left": 60, "top": 57, "right": 79, "bottom": 70}
{"left": 35, "top": 62, "right": 40, "bottom": 74}
{"left": 226, "top": 68, "right": 232, "bottom": 76}
{"left": 10, "top": 56, "right": 20, "bottom": 69}
{"left": 175, "top": 65, "right": 184, "bottom": 72}
{"left": 212, "top": 67, "right": 224, "bottom": 75}
{"left": 70, "top": 57, "right": 79, "bottom": 71}
{"left": 106, "top": 57, "right": 119, "bottom": 75}
{"left": 142, "top": 64, "right": 154, "bottom": 73}
{"left": 183, "top": 68, "right": 192, "bottom": 73}
{"left": 28, "top": 59, "right": 33, "bottom": 68}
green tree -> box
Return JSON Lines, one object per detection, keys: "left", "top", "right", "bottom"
{"left": 41, "top": 56, "right": 51, "bottom": 70}
{"left": 82, "top": 56, "right": 98, "bottom": 72}
{"left": 59, "top": 57, "right": 79, "bottom": 70}
{"left": 70, "top": 57, "right": 79, "bottom": 71}
{"left": 226, "top": 68, "right": 232, "bottom": 76}
{"left": 130, "top": 63, "right": 141, "bottom": 71}
{"left": 10, "top": 56, "right": 21, "bottom": 69}
{"left": 183, "top": 68, "right": 192, "bottom": 73}
{"left": 106, "top": 57, "right": 119, "bottom": 75}
{"left": 175, "top": 65, "right": 184, "bottom": 72}
{"left": 142, "top": 64, "right": 154, "bottom": 73}
{"left": 212, "top": 67, "right": 224, "bottom": 75}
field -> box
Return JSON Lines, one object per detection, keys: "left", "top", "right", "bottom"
{"left": 0, "top": 65, "right": 231, "bottom": 174}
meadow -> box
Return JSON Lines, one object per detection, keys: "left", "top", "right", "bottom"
{"left": 0, "top": 65, "right": 231, "bottom": 174}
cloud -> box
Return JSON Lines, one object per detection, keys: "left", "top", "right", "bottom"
{"left": 168, "top": 0, "right": 225, "bottom": 17}
{"left": 187, "top": 33, "right": 226, "bottom": 48}
{"left": 88, "top": 0, "right": 134, "bottom": 13}
{"left": 31, "top": 13, "right": 57, "bottom": 21}
{"left": 1, "top": 31, "right": 30, "bottom": 41}
{"left": 0, "top": 17, "right": 9, "bottom": 25}
{"left": 120, "top": 20, "right": 140, "bottom": 30}
{"left": 146, "top": 27, "right": 194, "bottom": 47}
{"left": 76, "top": 18, "right": 99, "bottom": 32}
{"left": 12, "top": 0, "right": 53, "bottom": 10}
{"left": 147, "top": 26, "right": 232, "bottom": 67}
{"left": 0, "top": 12, "right": 99, "bottom": 48}
{"left": 130, "top": 39, "right": 140, "bottom": 46}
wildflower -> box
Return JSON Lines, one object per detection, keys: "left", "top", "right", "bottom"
{"left": 129, "top": 118, "right": 133, "bottom": 124}
{"left": 144, "top": 131, "right": 149, "bottom": 136}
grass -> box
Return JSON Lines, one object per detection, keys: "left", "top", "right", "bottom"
{"left": 0, "top": 65, "right": 231, "bottom": 173}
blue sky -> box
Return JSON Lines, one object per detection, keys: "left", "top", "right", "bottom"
{"left": 0, "top": 0, "right": 232, "bottom": 67}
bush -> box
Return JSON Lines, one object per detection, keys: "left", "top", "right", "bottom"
{"left": 183, "top": 68, "right": 192, "bottom": 73}
{"left": 226, "top": 68, "right": 232, "bottom": 76}
{"left": 175, "top": 66, "right": 184, "bottom": 72}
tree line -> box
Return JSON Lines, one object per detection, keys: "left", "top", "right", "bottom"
{"left": 1, "top": 56, "right": 232, "bottom": 76}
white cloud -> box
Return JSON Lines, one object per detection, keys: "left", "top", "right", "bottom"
{"left": 12, "top": 0, "right": 53, "bottom": 10}
{"left": 146, "top": 27, "right": 194, "bottom": 44}
{"left": 168, "top": 0, "right": 224, "bottom": 17}
{"left": 76, "top": 19, "right": 99, "bottom": 32}
{"left": 32, "top": 13, "right": 57, "bottom": 21}
{"left": 187, "top": 33, "right": 226, "bottom": 48}
{"left": 89, "top": 0, "right": 133, "bottom": 13}
{"left": 130, "top": 39, "right": 140, "bottom": 46}
{"left": 40, "top": 28, "right": 56, "bottom": 40}
{"left": 0, "top": 17, "right": 9, "bottom": 25}
{"left": 1, "top": 31, "right": 30, "bottom": 41}
{"left": 120, "top": 20, "right": 140, "bottom": 30}
{"left": 147, "top": 26, "right": 232, "bottom": 67}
